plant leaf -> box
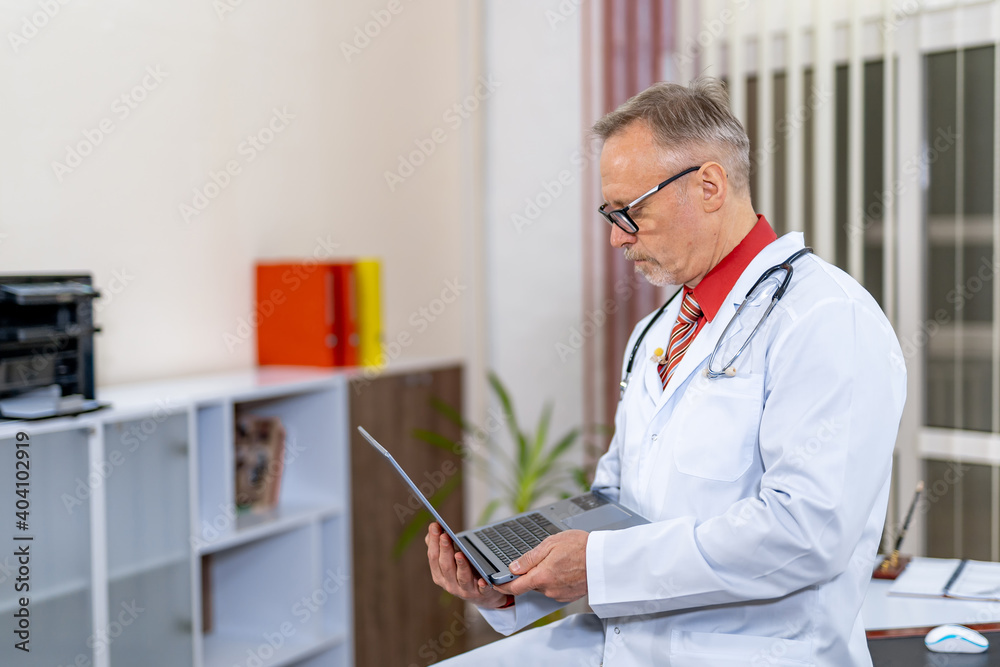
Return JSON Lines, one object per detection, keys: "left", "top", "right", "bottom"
{"left": 488, "top": 371, "right": 528, "bottom": 470}
{"left": 392, "top": 508, "right": 433, "bottom": 559}
{"left": 412, "top": 428, "right": 459, "bottom": 454}
{"left": 535, "top": 428, "right": 580, "bottom": 480}
{"left": 570, "top": 466, "right": 592, "bottom": 492}
{"left": 393, "top": 472, "right": 463, "bottom": 558}
{"left": 431, "top": 397, "right": 486, "bottom": 439}
{"left": 533, "top": 402, "right": 554, "bottom": 461}
{"left": 477, "top": 498, "right": 503, "bottom": 525}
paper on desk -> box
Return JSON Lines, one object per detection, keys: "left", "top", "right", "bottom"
{"left": 947, "top": 561, "right": 1000, "bottom": 601}
{"left": 888, "top": 558, "right": 1000, "bottom": 601}
{"left": 888, "top": 558, "right": 963, "bottom": 598}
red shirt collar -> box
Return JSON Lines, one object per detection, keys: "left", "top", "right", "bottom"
{"left": 691, "top": 214, "right": 777, "bottom": 322}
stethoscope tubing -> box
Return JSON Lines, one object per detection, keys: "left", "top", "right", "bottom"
{"left": 618, "top": 246, "right": 814, "bottom": 400}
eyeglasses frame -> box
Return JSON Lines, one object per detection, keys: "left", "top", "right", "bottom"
{"left": 598, "top": 165, "right": 702, "bottom": 234}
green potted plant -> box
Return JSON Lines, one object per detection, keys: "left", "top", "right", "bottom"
{"left": 394, "top": 371, "right": 595, "bottom": 556}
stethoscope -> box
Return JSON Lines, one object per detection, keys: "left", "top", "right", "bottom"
{"left": 618, "top": 247, "right": 813, "bottom": 400}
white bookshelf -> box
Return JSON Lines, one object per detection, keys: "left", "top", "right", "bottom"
{"left": 0, "top": 368, "right": 353, "bottom": 667}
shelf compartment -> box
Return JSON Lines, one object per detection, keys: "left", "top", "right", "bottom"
{"left": 319, "top": 516, "right": 351, "bottom": 640}
{"left": 196, "top": 503, "right": 342, "bottom": 555}
{"left": 206, "top": 525, "right": 323, "bottom": 644}
{"left": 233, "top": 386, "right": 348, "bottom": 510}
{"left": 196, "top": 402, "right": 234, "bottom": 544}
{"left": 107, "top": 558, "right": 193, "bottom": 667}
{"left": 204, "top": 630, "right": 346, "bottom": 667}
{"left": 0, "top": 585, "right": 92, "bottom": 666}
{"left": 0, "top": 428, "right": 92, "bottom": 665}
{"left": 294, "top": 642, "right": 351, "bottom": 667}
{"left": 103, "top": 412, "right": 191, "bottom": 577}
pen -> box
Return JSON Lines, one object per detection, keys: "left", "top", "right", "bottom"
{"left": 881, "top": 480, "right": 924, "bottom": 571}
{"left": 943, "top": 559, "right": 968, "bottom": 596}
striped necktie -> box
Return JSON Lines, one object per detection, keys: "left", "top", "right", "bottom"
{"left": 658, "top": 290, "right": 703, "bottom": 389}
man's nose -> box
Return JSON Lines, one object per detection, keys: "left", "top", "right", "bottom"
{"left": 610, "top": 223, "right": 635, "bottom": 248}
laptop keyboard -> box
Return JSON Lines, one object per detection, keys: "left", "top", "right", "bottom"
{"left": 474, "top": 513, "right": 562, "bottom": 566}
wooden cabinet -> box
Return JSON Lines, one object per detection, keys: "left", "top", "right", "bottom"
{"left": 349, "top": 365, "right": 466, "bottom": 666}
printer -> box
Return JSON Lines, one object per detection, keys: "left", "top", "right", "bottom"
{"left": 0, "top": 274, "right": 105, "bottom": 419}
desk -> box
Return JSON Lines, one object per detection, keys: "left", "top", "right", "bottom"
{"left": 864, "top": 559, "right": 1000, "bottom": 635}
{"left": 868, "top": 632, "right": 999, "bottom": 666}
{"left": 865, "top": 557, "right": 1000, "bottom": 665}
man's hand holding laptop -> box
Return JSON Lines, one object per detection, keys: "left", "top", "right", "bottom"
{"left": 425, "top": 522, "right": 590, "bottom": 607}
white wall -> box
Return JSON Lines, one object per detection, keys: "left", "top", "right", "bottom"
{"left": 481, "top": 1, "right": 587, "bottom": 502}
{"left": 0, "top": 0, "right": 471, "bottom": 386}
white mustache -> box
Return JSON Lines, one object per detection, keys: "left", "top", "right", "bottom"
{"left": 623, "top": 249, "right": 657, "bottom": 264}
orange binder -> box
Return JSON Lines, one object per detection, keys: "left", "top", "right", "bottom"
{"left": 255, "top": 261, "right": 359, "bottom": 367}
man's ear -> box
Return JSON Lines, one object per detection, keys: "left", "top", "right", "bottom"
{"left": 699, "top": 162, "right": 727, "bottom": 214}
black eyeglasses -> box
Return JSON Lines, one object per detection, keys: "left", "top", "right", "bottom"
{"left": 598, "top": 165, "right": 701, "bottom": 234}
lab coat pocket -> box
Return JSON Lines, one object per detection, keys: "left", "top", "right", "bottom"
{"left": 669, "top": 374, "right": 763, "bottom": 482}
{"left": 669, "top": 629, "right": 814, "bottom": 666}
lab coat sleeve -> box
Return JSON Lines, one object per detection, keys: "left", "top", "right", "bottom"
{"left": 587, "top": 297, "right": 907, "bottom": 617}
{"left": 475, "top": 590, "right": 570, "bottom": 636}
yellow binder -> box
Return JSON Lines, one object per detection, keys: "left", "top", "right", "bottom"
{"left": 355, "top": 258, "right": 383, "bottom": 367}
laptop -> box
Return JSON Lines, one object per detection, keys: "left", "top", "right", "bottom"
{"left": 358, "top": 426, "right": 649, "bottom": 585}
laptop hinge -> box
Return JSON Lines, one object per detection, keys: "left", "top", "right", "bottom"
{"left": 459, "top": 536, "right": 500, "bottom": 577}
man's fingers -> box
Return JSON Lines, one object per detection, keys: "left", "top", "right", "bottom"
{"left": 454, "top": 552, "right": 473, "bottom": 589}
{"left": 437, "top": 531, "right": 458, "bottom": 580}
{"left": 495, "top": 572, "right": 534, "bottom": 597}
{"left": 509, "top": 540, "right": 548, "bottom": 575}
{"left": 426, "top": 525, "right": 440, "bottom": 555}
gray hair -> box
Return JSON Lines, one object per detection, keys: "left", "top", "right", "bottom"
{"left": 592, "top": 78, "right": 751, "bottom": 195}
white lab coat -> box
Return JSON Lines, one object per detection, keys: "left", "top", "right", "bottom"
{"left": 466, "top": 233, "right": 907, "bottom": 667}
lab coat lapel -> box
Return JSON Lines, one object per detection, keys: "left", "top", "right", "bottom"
{"left": 642, "top": 298, "right": 681, "bottom": 401}
{"left": 651, "top": 232, "right": 806, "bottom": 410}
{"left": 654, "top": 312, "right": 729, "bottom": 409}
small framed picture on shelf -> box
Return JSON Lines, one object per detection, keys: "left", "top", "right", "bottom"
{"left": 234, "top": 415, "right": 286, "bottom": 513}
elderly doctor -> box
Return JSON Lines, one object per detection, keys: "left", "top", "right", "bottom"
{"left": 425, "top": 78, "right": 906, "bottom": 666}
